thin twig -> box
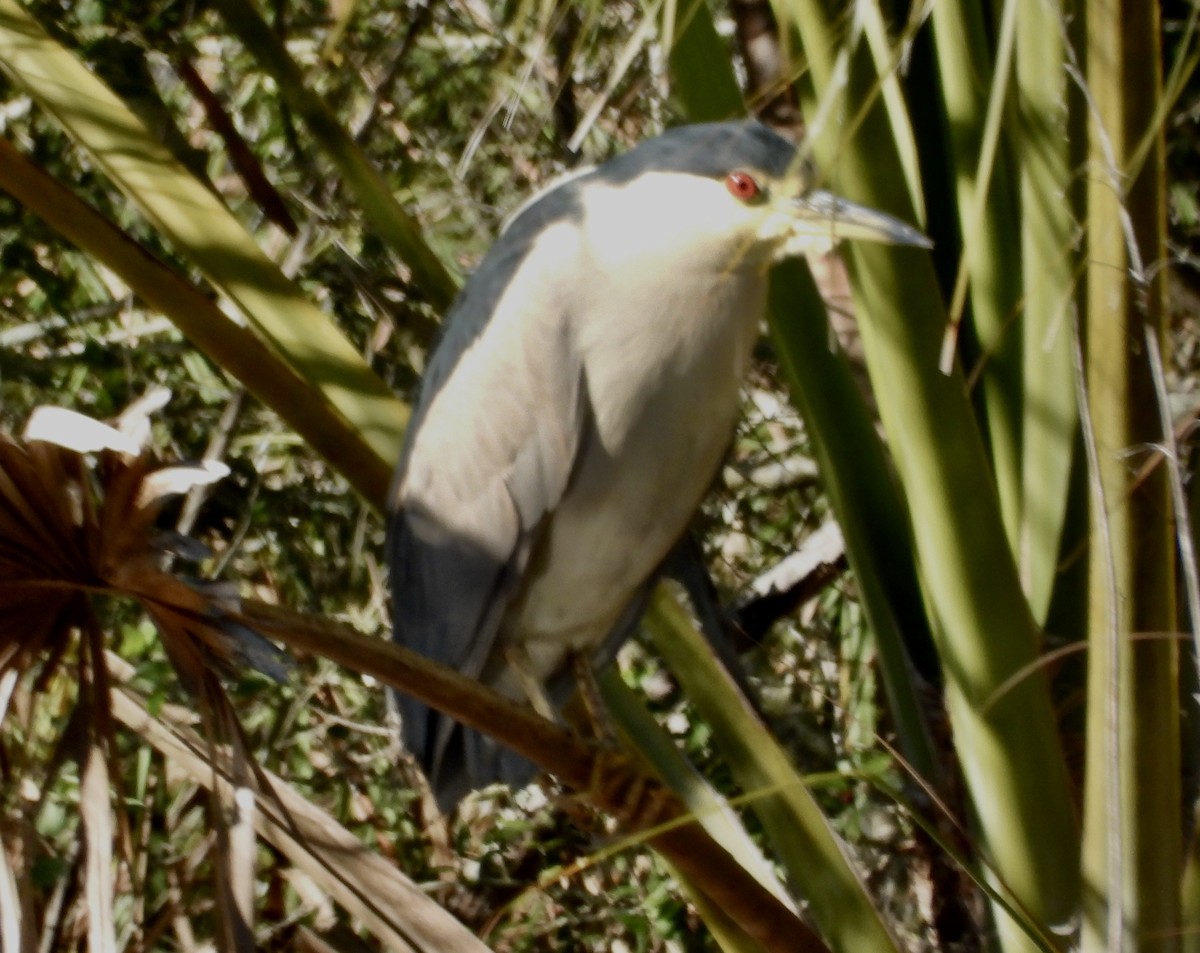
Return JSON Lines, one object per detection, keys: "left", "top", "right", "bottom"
{"left": 1144, "top": 323, "right": 1200, "bottom": 684}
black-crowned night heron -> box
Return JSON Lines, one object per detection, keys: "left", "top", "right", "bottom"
{"left": 389, "top": 120, "right": 928, "bottom": 807}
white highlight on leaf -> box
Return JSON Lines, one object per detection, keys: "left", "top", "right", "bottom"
{"left": 24, "top": 407, "right": 142, "bottom": 455}
{"left": 137, "top": 461, "right": 230, "bottom": 507}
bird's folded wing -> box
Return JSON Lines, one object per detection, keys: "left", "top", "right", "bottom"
{"left": 387, "top": 287, "right": 588, "bottom": 770}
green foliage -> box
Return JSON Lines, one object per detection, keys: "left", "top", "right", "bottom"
{"left": 0, "top": 1, "right": 1196, "bottom": 952}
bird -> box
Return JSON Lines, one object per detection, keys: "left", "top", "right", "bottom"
{"left": 388, "top": 119, "right": 929, "bottom": 808}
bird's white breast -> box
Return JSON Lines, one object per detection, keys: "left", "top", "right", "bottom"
{"left": 501, "top": 194, "right": 768, "bottom": 676}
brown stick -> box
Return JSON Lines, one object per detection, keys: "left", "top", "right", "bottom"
{"left": 238, "top": 599, "right": 830, "bottom": 953}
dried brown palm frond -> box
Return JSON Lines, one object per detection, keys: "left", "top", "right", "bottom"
{"left": 0, "top": 393, "right": 284, "bottom": 695}
{"left": 0, "top": 394, "right": 287, "bottom": 951}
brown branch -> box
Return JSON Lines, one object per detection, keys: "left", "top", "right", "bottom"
{"left": 237, "top": 599, "right": 830, "bottom": 953}
{"left": 175, "top": 55, "right": 298, "bottom": 236}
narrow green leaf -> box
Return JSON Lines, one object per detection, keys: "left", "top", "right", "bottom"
{"left": 1079, "top": 3, "right": 1180, "bottom": 949}
{"left": 1185, "top": 802, "right": 1200, "bottom": 953}
{"left": 645, "top": 589, "right": 904, "bottom": 953}
{"left": 666, "top": 0, "right": 745, "bottom": 122}
{"left": 0, "top": 0, "right": 409, "bottom": 487}
{"left": 600, "top": 670, "right": 786, "bottom": 953}
{"left": 928, "top": 0, "right": 1026, "bottom": 562}
{"left": 1013, "top": 0, "right": 1079, "bottom": 625}
{"left": 209, "top": 0, "right": 460, "bottom": 312}
{"left": 773, "top": 2, "right": 1080, "bottom": 947}
{"left": 768, "top": 258, "right": 939, "bottom": 786}
{"left": 0, "top": 137, "right": 393, "bottom": 505}
{"left": 860, "top": 3, "right": 925, "bottom": 222}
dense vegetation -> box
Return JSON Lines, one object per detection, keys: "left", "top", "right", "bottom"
{"left": 0, "top": 2, "right": 1196, "bottom": 952}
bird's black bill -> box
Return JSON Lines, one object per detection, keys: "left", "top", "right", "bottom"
{"left": 796, "top": 189, "right": 933, "bottom": 249}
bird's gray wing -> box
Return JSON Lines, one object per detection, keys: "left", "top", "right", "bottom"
{"left": 388, "top": 207, "right": 589, "bottom": 798}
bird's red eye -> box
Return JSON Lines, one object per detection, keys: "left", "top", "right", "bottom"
{"left": 725, "top": 171, "right": 761, "bottom": 201}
